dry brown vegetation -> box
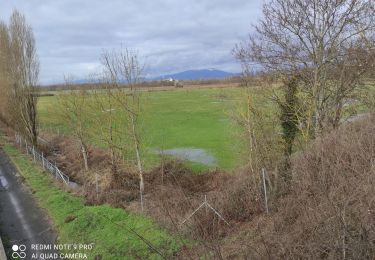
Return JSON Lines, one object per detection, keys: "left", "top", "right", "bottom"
{"left": 36, "top": 131, "right": 262, "bottom": 257}
{"left": 33, "top": 113, "right": 375, "bottom": 259}
{"left": 238, "top": 115, "right": 375, "bottom": 259}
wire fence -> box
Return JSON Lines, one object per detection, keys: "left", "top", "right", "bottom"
{"left": 39, "top": 123, "right": 65, "bottom": 137}
{"left": 14, "top": 133, "right": 70, "bottom": 186}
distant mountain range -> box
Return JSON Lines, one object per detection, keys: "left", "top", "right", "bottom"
{"left": 56, "top": 68, "right": 238, "bottom": 86}
{"left": 151, "top": 69, "right": 238, "bottom": 81}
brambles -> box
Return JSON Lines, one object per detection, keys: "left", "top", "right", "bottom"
{"left": 252, "top": 116, "right": 375, "bottom": 259}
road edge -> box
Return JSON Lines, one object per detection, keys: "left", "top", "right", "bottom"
{"left": 0, "top": 236, "right": 7, "bottom": 260}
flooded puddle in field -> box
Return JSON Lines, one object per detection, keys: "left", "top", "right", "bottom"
{"left": 154, "top": 148, "right": 217, "bottom": 166}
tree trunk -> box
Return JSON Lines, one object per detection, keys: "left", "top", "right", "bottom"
{"left": 81, "top": 143, "right": 89, "bottom": 171}
{"left": 130, "top": 113, "right": 144, "bottom": 211}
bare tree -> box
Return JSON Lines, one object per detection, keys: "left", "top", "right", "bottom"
{"left": 230, "top": 74, "right": 283, "bottom": 194}
{"left": 7, "top": 10, "right": 40, "bottom": 145}
{"left": 235, "top": 0, "right": 375, "bottom": 137}
{"left": 92, "top": 80, "right": 119, "bottom": 172}
{"left": 58, "top": 78, "right": 91, "bottom": 171}
{"left": 101, "top": 47, "right": 146, "bottom": 210}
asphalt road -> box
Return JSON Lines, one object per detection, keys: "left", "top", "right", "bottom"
{"left": 0, "top": 148, "right": 59, "bottom": 259}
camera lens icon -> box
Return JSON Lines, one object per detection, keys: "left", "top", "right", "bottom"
{"left": 12, "top": 244, "right": 26, "bottom": 259}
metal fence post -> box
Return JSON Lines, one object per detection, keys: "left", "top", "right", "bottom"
{"left": 96, "top": 173, "right": 99, "bottom": 200}
{"left": 42, "top": 152, "right": 45, "bottom": 170}
{"left": 33, "top": 146, "right": 36, "bottom": 161}
{"left": 54, "top": 162, "right": 57, "bottom": 179}
{"left": 262, "top": 168, "right": 269, "bottom": 214}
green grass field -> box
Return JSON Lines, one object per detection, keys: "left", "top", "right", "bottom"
{"left": 38, "top": 83, "right": 375, "bottom": 171}
{"left": 38, "top": 87, "right": 275, "bottom": 170}
{"left": 38, "top": 89, "right": 244, "bottom": 169}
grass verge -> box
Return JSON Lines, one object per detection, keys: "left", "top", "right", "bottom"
{"left": 2, "top": 141, "right": 181, "bottom": 259}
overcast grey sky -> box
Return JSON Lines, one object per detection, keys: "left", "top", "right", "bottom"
{"left": 0, "top": 0, "right": 263, "bottom": 84}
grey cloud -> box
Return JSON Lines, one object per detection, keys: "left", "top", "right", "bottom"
{"left": 0, "top": 0, "right": 262, "bottom": 84}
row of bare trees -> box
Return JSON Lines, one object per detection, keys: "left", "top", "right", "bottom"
{"left": 58, "top": 47, "right": 146, "bottom": 209}
{"left": 0, "top": 10, "right": 39, "bottom": 146}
